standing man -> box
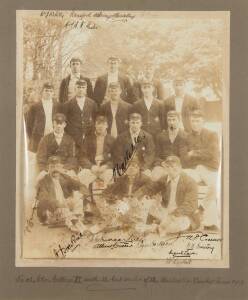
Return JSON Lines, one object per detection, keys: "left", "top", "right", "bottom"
{"left": 93, "top": 56, "right": 134, "bottom": 106}
{"left": 163, "top": 77, "right": 199, "bottom": 132}
{"left": 59, "top": 57, "right": 94, "bottom": 103}
{"left": 63, "top": 79, "right": 98, "bottom": 149}
{"left": 133, "top": 63, "right": 165, "bottom": 101}
{"left": 99, "top": 82, "right": 131, "bottom": 138}
{"left": 36, "top": 113, "right": 77, "bottom": 176}
{"left": 113, "top": 112, "right": 155, "bottom": 177}
{"left": 136, "top": 156, "right": 200, "bottom": 235}
{"left": 184, "top": 110, "right": 220, "bottom": 231}
{"left": 78, "top": 115, "right": 115, "bottom": 187}
{"left": 152, "top": 110, "right": 188, "bottom": 181}
{"left": 26, "top": 83, "right": 61, "bottom": 153}
{"left": 131, "top": 80, "right": 163, "bottom": 137}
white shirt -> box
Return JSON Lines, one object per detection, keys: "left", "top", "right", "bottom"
{"left": 76, "top": 96, "right": 85, "bottom": 111}
{"left": 42, "top": 99, "right": 53, "bottom": 135}
{"left": 168, "top": 128, "right": 179, "bottom": 144}
{"left": 144, "top": 97, "right": 153, "bottom": 111}
{"left": 52, "top": 177, "right": 65, "bottom": 206}
{"left": 167, "top": 174, "right": 180, "bottom": 213}
{"left": 107, "top": 71, "right": 118, "bottom": 85}
{"left": 175, "top": 96, "right": 184, "bottom": 129}
{"left": 54, "top": 132, "right": 64, "bottom": 146}
{"left": 130, "top": 130, "right": 141, "bottom": 146}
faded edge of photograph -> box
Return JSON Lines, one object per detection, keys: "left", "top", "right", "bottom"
{"left": 16, "top": 10, "right": 230, "bottom": 267}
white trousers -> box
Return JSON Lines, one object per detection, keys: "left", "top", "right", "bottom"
{"left": 184, "top": 165, "right": 220, "bottom": 227}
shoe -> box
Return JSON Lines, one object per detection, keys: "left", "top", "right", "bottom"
{"left": 204, "top": 225, "right": 219, "bottom": 232}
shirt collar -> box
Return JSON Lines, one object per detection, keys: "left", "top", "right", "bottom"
{"left": 167, "top": 174, "right": 180, "bottom": 184}
{"left": 42, "top": 98, "right": 53, "bottom": 103}
{"left": 54, "top": 132, "right": 64, "bottom": 139}
{"left": 95, "top": 130, "right": 107, "bottom": 138}
{"left": 71, "top": 72, "right": 80, "bottom": 79}
{"left": 76, "top": 96, "right": 85, "bottom": 102}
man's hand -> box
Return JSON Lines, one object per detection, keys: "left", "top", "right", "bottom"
{"left": 187, "top": 150, "right": 197, "bottom": 157}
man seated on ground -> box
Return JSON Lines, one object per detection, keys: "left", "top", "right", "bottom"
{"left": 136, "top": 156, "right": 200, "bottom": 235}
{"left": 78, "top": 114, "right": 115, "bottom": 188}
{"left": 36, "top": 156, "right": 89, "bottom": 232}
{"left": 100, "top": 157, "right": 157, "bottom": 233}
{"left": 36, "top": 113, "right": 77, "bottom": 181}
{"left": 113, "top": 111, "right": 155, "bottom": 178}
{"left": 184, "top": 109, "right": 220, "bottom": 231}
{"left": 152, "top": 110, "right": 188, "bottom": 181}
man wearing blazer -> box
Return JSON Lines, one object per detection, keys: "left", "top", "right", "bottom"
{"left": 99, "top": 82, "right": 131, "bottom": 138}
{"left": 78, "top": 115, "right": 115, "bottom": 187}
{"left": 59, "top": 57, "right": 94, "bottom": 103}
{"left": 62, "top": 79, "right": 98, "bottom": 149}
{"left": 132, "top": 63, "right": 165, "bottom": 101}
{"left": 36, "top": 113, "right": 77, "bottom": 175}
{"left": 26, "top": 83, "right": 61, "bottom": 153}
{"left": 93, "top": 56, "right": 134, "bottom": 106}
{"left": 184, "top": 110, "right": 220, "bottom": 231}
{"left": 163, "top": 78, "right": 200, "bottom": 132}
{"left": 113, "top": 112, "right": 155, "bottom": 178}
{"left": 135, "top": 156, "right": 200, "bottom": 235}
{"left": 131, "top": 80, "right": 163, "bottom": 138}
{"left": 152, "top": 110, "right": 188, "bottom": 181}
{"left": 36, "top": 156, "right": 88, "bottom": 224}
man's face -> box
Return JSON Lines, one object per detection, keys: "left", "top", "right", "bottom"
{"left": 167, "top": 116, "right": 179, "bottom": 131}
{"left": 173, "top": 81, "right": 185, "bottom": 96}
{"left": 42, "top": 88, "right": 54, "bottom": 100}
{"left": 95, "top": 121, "right": 108, "bottom": 135}
{"left": 70, "top": 61, "right": 81, "bottom": 74}
{"left": 129, "top": 119, "right": 142, "bottom": 134}
{"left": 75, "top": 84, "right": 87, "bottom": 97}
{"left": 141, "top": 84, "right": 154, "bottom": 98}
{"left": 190, "top": 116, "right": 204, "bottom": 132}
{"left": 49, "top": 163, "right": 62, "bottom": 178}
{"left": 109, "top": 86, "right": 121, "bottom": 101}
{"left": 108, "top": 60, "right": 119, "bottom": 73}
{"left": 145, "top": 66, "right": 154, "bottom": 80}
{"left": 166, "top": 164, "right": 181, "bottom": 179}
{"left": 53, "top": 121, "right": 66, "bottom": 135}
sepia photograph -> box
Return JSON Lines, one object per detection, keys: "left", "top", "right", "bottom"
{"left": 16, "top": 10, "right": 229, "bottom": 267}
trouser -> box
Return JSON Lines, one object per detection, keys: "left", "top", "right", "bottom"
{"left": 184, "top": 165, "right": 220, "bottom": 227}
{"left": 78, "top": 168, "right": 113, "bottom": 187}
{"left": 148, "top": 202, "right": 191, "bottom": 235}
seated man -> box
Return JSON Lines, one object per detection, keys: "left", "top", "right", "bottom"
{"left": 36, "top": 113, "right": 77, "bottom": 179}
{"left": 184, "top": 110, "right": 220, "bottom": 231}
{"left": 36, "top": 156, "right": 89, "bottom": 231}
{"left": 136, "top": 156, "right": 200, "bottom": 235}
{"left": 152, "top": 110, "right": 188, "bottom": 181}
{"left": 101, "top": 157, "right": 157, "bottom": 232}
{"left": 112, "top": 112, "right": 155, "bottom": 177}
{"left": 78, "top": 114, "right": 115, "bottom": 187}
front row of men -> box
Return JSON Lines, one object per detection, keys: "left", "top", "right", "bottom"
{"left": 35, "top": 107, "right": 220, "bottom": 234}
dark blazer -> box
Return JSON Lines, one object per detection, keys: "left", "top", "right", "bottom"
{"left": 113, "top": 129, "right": 155, "bottom": 171}
{"left": 36, "top": 132, "right": 77, "bottom": 172}
{"left": 131, "top": 98, "right": 163, "bottom": 137}
{"left": 132, "top": 79, "right": 165, "bottom": 101}
{"left": 185, "top": 128, "right": 220, "bottom": 170}
{"left": 99, "top": 100, "right": 131, "bottom": 136}
{"left": 163, "top": 94, "right": 200, "bottom": 132}
{"left": 78, "top": 133, "right": 115, "bottom": 169}
{"left": 62, "top": 97, "right": 98, "bottom": 147}
{"left": 154, "top": 129, "right": 188, "bottom": 167}
{"left": 59, "top": 74, "right": 94, "bottom": 103}
{"left": 136, "top": 172, "right": 199, "bottom": 226}
{"left": 36, "top": 173, "right": 87, "bottom": 222}
{"left": 25, "top": 100, "right": 61, "bottom": 153}
{"left": 102, "top": 173, "right": 152, "bottom": 201}
{"left": 93, "top": 73, "right": 134, "bottom": 105}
